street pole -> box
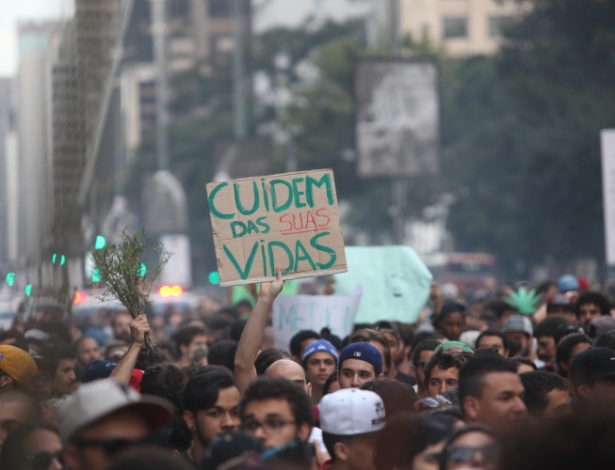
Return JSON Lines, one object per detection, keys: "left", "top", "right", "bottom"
{"left": 150, "top": 0, "right": 169, "bottom": 170}
{"left": 389, "top": 0, "right": 406, "bottom": 245}
{"left": 232, "top": 0, "right": 247, "bottom": 139}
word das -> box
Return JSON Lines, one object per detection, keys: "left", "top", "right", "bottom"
{"left": 231, "top": 217, "right": 270, "bottom": 238}
{"left": 223, "top": 232, "right": 337, "bottom": 280}
{"left": 209, "top": 173, "right": 334, "bottom": 220}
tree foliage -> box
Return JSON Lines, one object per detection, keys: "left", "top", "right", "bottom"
{"left": 443, "top": 0, "right": 615, "bottom": 277}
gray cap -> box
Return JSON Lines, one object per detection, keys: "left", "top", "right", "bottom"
{"left": 502, "top": 315, "right": 533, "bottom": 337}
{"left": 59, "top": 379, "right": 173, "bottom": 441}
{"left": 589, "top": 316, "right": 615, "bottom": 338}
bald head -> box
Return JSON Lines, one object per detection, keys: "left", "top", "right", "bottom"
{"left": 265, "top": 359, "right": 311, "bottom": 395}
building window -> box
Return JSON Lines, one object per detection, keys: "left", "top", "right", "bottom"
{"left": 488, "top": 16, "right": 513, "bottom": 37}
{"left": 443, "top": 17, "right": 467, "bottom": 39}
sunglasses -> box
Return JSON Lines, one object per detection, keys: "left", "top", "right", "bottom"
{"left": 27, "top": 451, "right": 63, "bottom": 470}
{"left": 419, "top": 394, "right": 453, "bottom": 409}
{"left": 447, "top": 444, "right": 499, "bottom": 464}
{"left": 72, "top": 436, "right": 153, "bottom": 456}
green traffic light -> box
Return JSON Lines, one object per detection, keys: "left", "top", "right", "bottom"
{"left": 25, "top": 284, "right": 32, "bottom": 297}
{"left": 51, "top": 254, "right": 66, "bottom": 266}
{"left": 5, "top": 272, "right": 15, "bottom": 287}
{"left": 208, "top": 271, "right": 220, "bottom": 285}
{"left": 138, "top": 263, "right": 147, "bottom": 277}
{"left": 92, "top": 268, "right": 102, "bottom": 283}
{"left": 94, "top": 235, "right": 106, "bottom": 250}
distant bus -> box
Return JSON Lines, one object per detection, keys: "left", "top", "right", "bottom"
{"left": 423, "top": 252, "right": 498, "bottom": 295}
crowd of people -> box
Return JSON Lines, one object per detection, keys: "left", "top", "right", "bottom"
{"left": 1, "top": 271, "right": 615, "bottom": 469}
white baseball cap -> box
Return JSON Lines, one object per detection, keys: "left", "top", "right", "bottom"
{"left": 59, "top": 379, "right": 173, "bottom": 441}
{"left": 319, "top": 389, "right": 385, "bottom": 436}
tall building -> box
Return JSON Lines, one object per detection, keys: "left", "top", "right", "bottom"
{"left": 122, "top": 0, "right": 252, "bottom": 158}
{"left": 0, "top": 79, "right": 14, "bottom": 269}
{"left": 51, "top": 20, "right": 85, "bottom": 256}
{"left": 399, "top": 0, "right": 527, "bottom": 56}
{"left": 15, "top": 21, "right": 66, "bottom": 274}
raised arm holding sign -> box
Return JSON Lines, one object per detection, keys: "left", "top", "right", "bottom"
{"left": 234, "top": 268, "right": 284, "bottom": 392}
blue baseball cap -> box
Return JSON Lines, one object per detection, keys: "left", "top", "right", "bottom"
{"left": 558, "top": 274, "right": 579, "bottom": 293}
{"left": 339, "top": 342, "right": 383, "bottom": 376}
{"left": 302, "top": 339, "right": 338, "bottom": 365}
{"left": 81, "top": 360, "right": 116, "bottom": 383}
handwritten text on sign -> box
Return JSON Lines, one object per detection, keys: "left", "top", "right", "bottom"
{"left": 272, "top": 288, "right": 362, "bottom": 351}
{"left": 206, "top": 169, "right": 347, "bottom": 286}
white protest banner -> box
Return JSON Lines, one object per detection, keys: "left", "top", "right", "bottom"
{"left": 272, "top": 286, "right": 362, "bottom": 352}
{"left": 206, "top": 169, "right": 348, "bottom": 286}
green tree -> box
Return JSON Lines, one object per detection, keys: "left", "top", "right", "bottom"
{"left": 442, "top": 0, "right": 615, "bottom": 278}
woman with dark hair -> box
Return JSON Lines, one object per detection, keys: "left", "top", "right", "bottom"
{"left": 375, "top": 412, "right": 457, "bottom": 470}
{"left": 440, "top": 424, "right": 499, "bottom": 470}
{"left": 0, "top": 421, "right": 62, "bottom": 470}
{"left": 361, "top": 379, "right": 418, "bottom": 417}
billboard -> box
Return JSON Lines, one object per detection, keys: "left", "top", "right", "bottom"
{"left": 355, "top": 59, "right": 440, "bottom": 177}
{"left": 206, "top": 169, "right": 348, "bottom": 286}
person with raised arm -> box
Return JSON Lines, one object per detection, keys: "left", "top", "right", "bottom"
{"left": 234, "top": 268, "right": 284, "bottom": 392}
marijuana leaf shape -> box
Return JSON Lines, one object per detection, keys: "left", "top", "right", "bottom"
{"left": 503, "top": 287, "right": 541, "bottom": 315}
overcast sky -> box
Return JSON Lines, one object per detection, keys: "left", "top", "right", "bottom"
{"left": 0, "top": 0, "right": 74, "bottom": 76}
{"left": 0, "top": 0, "right": 370, "bottom": 77}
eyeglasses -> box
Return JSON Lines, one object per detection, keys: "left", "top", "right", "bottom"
{"left": 419, "top": 394, "right": 453, "bottom": 410}
{"left": 446, "top": 444, "right": 499, "bottom": 464}
{"left": 26, "top": 451, "right": 63, "bottom": 470}
{"left": 242, "top": 419, "right": 296, "bottom": 434}
{"left": 71, "top": 436, "right": 152, "bottom": 456}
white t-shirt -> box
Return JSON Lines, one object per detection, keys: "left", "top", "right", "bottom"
{"left": 309, "top": 426, "right": 327, "bottom": 452}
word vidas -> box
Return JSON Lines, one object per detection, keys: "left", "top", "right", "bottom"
{"left": 208, "top": 172, "right": 335, "bottom": 220}
{"left": 223, "top": 232, "right": 337, "bottom": 280}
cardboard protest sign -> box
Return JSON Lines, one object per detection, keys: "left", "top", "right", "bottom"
{"left": 206, "top": 169, "right": 347, "bottom": 286}
{"left": 334, "top": 246, "right": 432, "bottom": 324}
{"left": 272, "top": 287, "right": 362, "bottom": 351}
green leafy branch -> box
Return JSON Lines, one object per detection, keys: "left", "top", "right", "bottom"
{"left": 91, "top": 229, "right": 172, "bottom": 351}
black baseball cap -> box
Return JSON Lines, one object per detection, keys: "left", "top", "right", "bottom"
{"left": 570, "top": 347, "right": 615, "bottom": 386}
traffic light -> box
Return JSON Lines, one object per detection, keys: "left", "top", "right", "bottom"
{"left": 138, "top": 263, "right": 147, "bottom": 277}
{"left": 25, "top": 284, "right": 32, "bottom": 297}
{"left": 92, "top": 268, "right": 102, "bottom": 283}
{"left": 52, "top": 253, "right": 66, "bottom": 266}
{"left": 94, "top": 235, "right": 106, "bottom": 250}
{"left": 5, "top": 272, "right": 14, "bottom": 287}
{"left": 208, "top": 271, "right": 220, "bottom": 285}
